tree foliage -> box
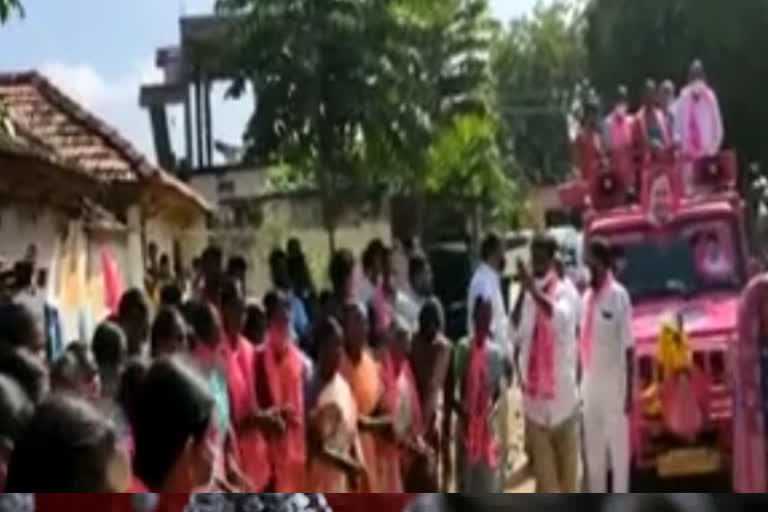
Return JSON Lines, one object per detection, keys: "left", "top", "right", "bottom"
{"left": 216, "top": 0, "right": 408, "bottom": 246}
{"left": 584, "top": 0, "right": 768, "bottom": 168}
{"left": 493, "top": 0, "right": 586, "bottom": 186}
{"left": 0, "top": 0, "right": 23, "bottom": 23}
{"left": 378, "top": 0, "right": 499, "bottom": 191}
{"left": 424, "top": 113, "right": 515, "bottom": 222}
{"left": 216, "top": 0, "right": 511, "bottom": 242}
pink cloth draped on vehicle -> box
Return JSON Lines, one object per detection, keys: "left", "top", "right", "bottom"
{"left": 733, "top": 275, "right": 768, "bottom": 492}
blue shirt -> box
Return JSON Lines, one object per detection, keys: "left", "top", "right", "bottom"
{"left": 290, "top": 292, "right": 310, "bottom": 339}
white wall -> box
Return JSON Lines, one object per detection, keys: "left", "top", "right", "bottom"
{"left": 0, "top": 205, "right": 60, "bottom": 272}
{"left": 145, "top": 212, "right": 207, "bottom": 272}
{"left": 189, "top": 167, "right": 267, "bottom": 206}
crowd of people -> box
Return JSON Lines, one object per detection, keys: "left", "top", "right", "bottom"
{"left": 0, "top": 216, "right": 643, "bottom": 496}
{"left": 0, "top": 233, "right": 473, "bottom": 495}
{"left": 574, "top": 59, "right": 724, "bottom": 204}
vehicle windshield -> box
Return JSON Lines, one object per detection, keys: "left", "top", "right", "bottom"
{"left": 597, "top": 218, "right": 744, "bottom": 301}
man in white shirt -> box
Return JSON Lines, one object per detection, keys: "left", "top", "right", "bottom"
{"left": 398, "top": 252, "right": 432, "bottom": 332}
{"left": 511, "top": 234, "right": 580, "bottom": 493}
{"left": 580, "top": 238, "right": 634, "bottom": 493}
{"left": 357, "top": 239, "right": 385, "bottom": 307}
{"left": 467, "top": 233, "right": 508, "bottom": 351}
{"left": 555, "top": 253, "right": 582, "bottom": 337}
{"left": 675, "top": 60, "right": 724, "bottom": 194}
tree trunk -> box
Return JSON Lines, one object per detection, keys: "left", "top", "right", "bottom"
{"left": 326, "top": 224, "right": 337, "bottom": 255}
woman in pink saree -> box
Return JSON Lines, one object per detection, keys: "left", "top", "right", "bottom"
{"left": 254, "top": 290, "right": 308, "bottom": 492}
{"left": 377, "top": 318, "right": 428, "bottom": 493}
{"left": 307, "top": 317, "right": 365, "bottom": 492}
{"left": 220, "top": 279, "right": 274, "bottom": 492}
{"left": 339, "top": 302, "right": 389, "bottom": 492}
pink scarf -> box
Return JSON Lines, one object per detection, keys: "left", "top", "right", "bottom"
{"left": 687, "top": 85, "right": 715, "bottom": 157}
{"left": 224, "top": 334, "right": 270, "bottom": 492}
{"left": 378, "top": 351, "right": 423, "bottom": 492}
{"left": 611, "top": 113, "right": 632, "bottom": 148}
{"left": 372, "top": 282, "right": 393, "bottom": 337}
{"left": 580, "top": 272, "right": 614, "bottom": 371}
{"left": 463, "top": 333, "right": 499, "bottom": 467}
{"left": 689, "top": 94, "right": 703, "bottom": 155}
{"left": 525, "top": 274, "right": 558, "bottom": 400}
{"left": 262, "top": 326, "right": 306, "bottom": 492}
{"left": 381, "top": 351, "right": 424, "bottom": 435}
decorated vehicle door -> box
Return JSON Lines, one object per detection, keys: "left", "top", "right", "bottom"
{"left": 733, "top": 275, "right": 768, "bottom": 492}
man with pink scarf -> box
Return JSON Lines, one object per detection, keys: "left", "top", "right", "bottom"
{"left": 603, "top": 85, "right": 636, "bottom": 194}
{"left": 675, "top": 60, "right": 724, "bottom": 194}
{"left": 511, "top": 234, "right": 580, "bottom": 493}
{"left": 580, "top": 239, "right": 634, "bottom": 493}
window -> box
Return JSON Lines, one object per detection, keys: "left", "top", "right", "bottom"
{"left": 599, "top": 218, "right": 744, "bottom": 301}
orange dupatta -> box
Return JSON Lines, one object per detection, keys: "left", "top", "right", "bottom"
{"left": 340, "top": 348, "right": 383, "bottom": 491}
{"left": 261, "top": 327, "right": 306, "bottom": 492}
{"left": 380, "top": 351, "right": 424, "bottom": 481}
{"left": 225, "top": 334, "right": 270, "bottom": 492}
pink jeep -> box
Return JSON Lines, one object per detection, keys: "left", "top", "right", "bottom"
{"left": 562, "top": 151, "right": 748, "bottom": 481}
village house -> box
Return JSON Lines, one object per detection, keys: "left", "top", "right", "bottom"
{"left": 0, "top": 71, "right": 211, "bottom": 341}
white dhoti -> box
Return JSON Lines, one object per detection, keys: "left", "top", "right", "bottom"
{"left": 582, "top": 397, "right": 629, "bottom": 493}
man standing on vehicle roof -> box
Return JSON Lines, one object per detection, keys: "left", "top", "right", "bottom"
{"left": 635, "top": 78, "right": 671, "bottom": 163}
{"left": 604, "top": 85, "right": 635, "bottom": 193}
{"left": 574, "top": 95, "right": 605, "bottom": 184}
{"left": 580, "top": 238, "right": 634, "bottom": 493}
{"left": 511, "top": 234, "right": 581, "bottom": 492}
{"left": 660, "top": 80, "right": 680, "bottom": 146}
{"left": 675, "top": 60, "right": 724, "bottom": 195}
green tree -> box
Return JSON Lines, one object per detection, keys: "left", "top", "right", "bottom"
{"left": 371, "top": 0, "right": 513, "bottom": 236}
{"left": 493, "top": 0, "right": 586, "bottom": 187}
{"left": 216, "top": 0, "right": 410, "bottom": 250}
{"left": 0, "top": 0, "right": 22, "bottom": 23}
{"left": 584, "top": 0, "right": 768, "bottom": 170}
{"left": 217, "top": 0, "right": 510, "bottom": 245}
{"left": 376, "top": 0, "right": 498, "bottom": 189}
{"left": 424, "top": 113, "right": 515, "bottom": 223}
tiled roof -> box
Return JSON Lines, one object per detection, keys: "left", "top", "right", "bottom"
{"left": 0, "top": 71, "right": 210, "bottom": 211}
{"left": 0, "top": 114, "right": 88, "bottom": 178}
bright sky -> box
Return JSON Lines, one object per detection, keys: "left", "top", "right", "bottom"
{"left": 0, "top": 0, "right": 538, "bottom": 164}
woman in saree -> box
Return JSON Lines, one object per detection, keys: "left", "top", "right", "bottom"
{"left": 183, "top": 300, "right": 248, "bottom": 492}
{"left": 339, "top": 301, "right": 391, "bottom": 492}
{"left": 409, "top": 298, "right": 454, "bottom": 492}
{"left": 306, "top": 316, "right": 366, "bottom": 492}
{"left": 377, "top": 317, "right": 430, "bottom": 493}
{"left": 254, "top": 290, "right": 309, "bottom": 492}
{"left": 454, "top": 294, "right": 506, "bottom": 493}
{"left": 220, "top": 279, "right": 281, "bottom": 492}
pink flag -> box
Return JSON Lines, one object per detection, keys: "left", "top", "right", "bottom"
{"left": 101, "top": 247, "right": 124, "bottom": 315}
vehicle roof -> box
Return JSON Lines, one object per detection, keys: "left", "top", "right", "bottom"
{"left": 588, "top": 197, "right": 739, "bottom": 234}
